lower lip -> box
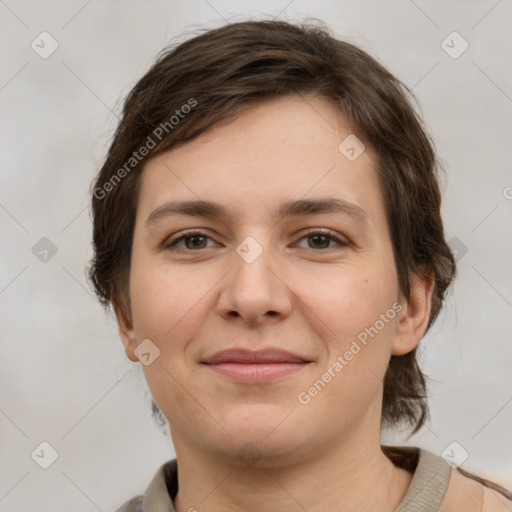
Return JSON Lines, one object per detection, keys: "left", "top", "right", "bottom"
{"left": 204, "top": 362, "right": 309, "bottom": 383}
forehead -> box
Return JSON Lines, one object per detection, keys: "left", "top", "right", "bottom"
{"left": 136, "top": 94, "right": 385, "bottom": 228}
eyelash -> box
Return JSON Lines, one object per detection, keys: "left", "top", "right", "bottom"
{"left": 164, "top": 228, "right": 349, "bottom": 252}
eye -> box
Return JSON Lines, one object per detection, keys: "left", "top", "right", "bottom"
{"left": 164, "top": 228, "right": 348, "bottom": 252}
{"left": 164, "top": 230, "right": 216, "bottom": 251}
{"left": 294, "top": 228, "right": 349, "bottom": 250}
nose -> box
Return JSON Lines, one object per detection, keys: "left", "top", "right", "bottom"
{"left": 216, "top": 234, "right": 293, "bottom": 326}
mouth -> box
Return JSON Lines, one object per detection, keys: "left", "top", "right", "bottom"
{"left": 201, "top": 348, "right": 311, "bottom": 384}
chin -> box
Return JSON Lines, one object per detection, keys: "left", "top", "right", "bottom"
{"left": 222, "top": 403, "right": 292, "bottom": 433}
{"left": 206, "top": 434, "right": 307, "bottom": 469}
{"left": 218, "top": 419, "right": 311, "bottom": 463}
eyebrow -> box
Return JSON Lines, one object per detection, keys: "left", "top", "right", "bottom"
{"left": 145, "top": 197, "right": 370, "bottom": 227}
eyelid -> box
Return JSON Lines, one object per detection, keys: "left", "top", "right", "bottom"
{"left": 163, "top": 227, "right": 349, "bottom": 250}
{"left": 298, "top": 227, "right": 348, "bottom": 243}
{"left": 163, "top": 228, "right": 218, "bottom": 249}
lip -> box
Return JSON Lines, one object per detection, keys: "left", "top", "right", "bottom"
{"left": 201, "top": 348, "right": 311, "bottom": 384}
{"left": 202, "top": 348, "right": 309, "bottom": 365}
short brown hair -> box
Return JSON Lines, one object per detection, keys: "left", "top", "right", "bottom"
{"left": 88, "top": 19, "right": 456, "bottom": 435}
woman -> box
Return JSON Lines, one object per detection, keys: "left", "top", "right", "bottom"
{"left": 88, "top": 19, "right": 512, "bottom": 512}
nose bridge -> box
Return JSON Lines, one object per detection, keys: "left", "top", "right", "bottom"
{"left": 233, "top": 232, "right": 276, "bottom": 290}
{"left": 219, "top": 229, "right": 291, "bottom": 320}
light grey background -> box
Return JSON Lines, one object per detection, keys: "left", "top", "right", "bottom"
{"left": 1, "top": 1, "right": 511, "bottom": 510}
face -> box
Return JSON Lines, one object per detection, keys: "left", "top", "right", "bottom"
{"left": 115, "top": 94, "right": 433, "bottom": 466}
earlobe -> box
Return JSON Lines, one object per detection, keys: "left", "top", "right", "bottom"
{"left": 391, "top": 270, "right": 435, "bottom": 356}
{"left": 112, "top": 295, "right": 139, "bottom": 363}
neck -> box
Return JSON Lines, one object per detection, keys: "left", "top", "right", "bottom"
{"left": 172, "top": 432, "right": 413, "bottom": 512}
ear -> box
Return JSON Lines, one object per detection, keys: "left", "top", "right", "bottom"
{"left": 112, "top": 295, "right": 139, "bottom": 363}
{"left": 391, "top": 269, "right": 435, "bottom": 356}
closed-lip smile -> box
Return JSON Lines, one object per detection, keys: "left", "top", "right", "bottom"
{"left": 201, "top": 348, "right": 311, "bottom": 383}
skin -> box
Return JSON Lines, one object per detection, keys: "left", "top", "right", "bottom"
{"left": 114, "top": 94, "right": 434, "bottom": 512}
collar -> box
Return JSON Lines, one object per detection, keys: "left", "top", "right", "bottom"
{"left": 138, "top": 447, "right": 451, "bottom": 512}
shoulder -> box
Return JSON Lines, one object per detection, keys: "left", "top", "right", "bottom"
{"left": 112, "top": 459, "right": 178, "bottom": 512}
{"left": 440, "top": 468, "right": 512, "bottom": 512}
{"left": 384, "top": 445, "right": 512, "bottom": 512}
{"left": 113, "top": 495, "right": 143, "bottom": 512}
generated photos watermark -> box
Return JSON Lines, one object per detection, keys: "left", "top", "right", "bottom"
{"left": 297, "top": 301, "right": 403, "bottom": 405}
{"left": 93, "top": 97, "right": 197, "bottom": 200}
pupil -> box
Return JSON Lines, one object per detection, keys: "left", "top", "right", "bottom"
{"left": 188, "top": 236, "right": 204, "bottom": 248}
{"left": 184, "top": 235, "right": 330, "bottom": 250}
{"left": 311, "top": 235, "right": 328, "bottom": 248}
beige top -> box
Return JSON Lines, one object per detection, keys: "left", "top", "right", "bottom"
{"left": 114, "top": 446, "right": 511, "bottom": 512}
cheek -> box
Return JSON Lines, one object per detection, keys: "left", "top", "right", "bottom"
{"left": 300, "top": 268, "right": 400, "bottom": 410}
{"left": 296, "top": 271, "right": 400, "bottom": 424}
{"left": 130, "top": 258, "right": 211, "bottom": 414}
{"left": 129, "top": 254, "right": 216, "bottom": 353}
{"left": 294, "top": 263, "right": 398, "bottom": 348}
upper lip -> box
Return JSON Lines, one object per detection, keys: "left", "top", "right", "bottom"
{"left": 202, "top": 348, "right": 310, "bottom": 364}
